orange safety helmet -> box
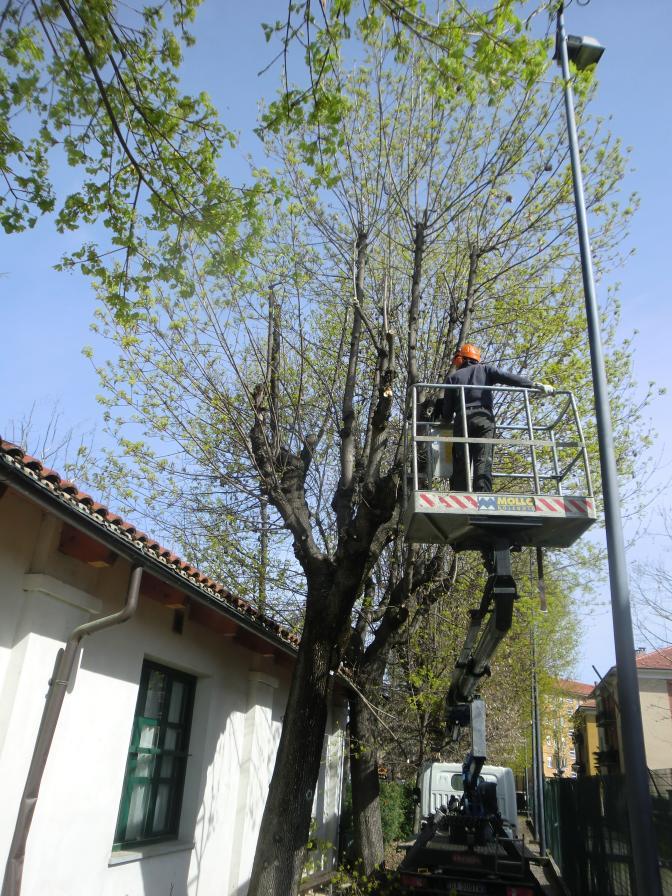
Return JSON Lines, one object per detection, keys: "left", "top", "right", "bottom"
{"left": 454, "top": 343, "right": 482, "bottom": 367}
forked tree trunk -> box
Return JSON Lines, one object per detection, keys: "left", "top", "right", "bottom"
{"left": 349, "top": 689, "right": 385, "bottom": 872}
{"left": 247, "top": 598, "right": 338, "bottom": 896}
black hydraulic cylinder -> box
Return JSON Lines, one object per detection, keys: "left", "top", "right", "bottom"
{"left": 448, "top": 549, "right": 516, "bottom": 707}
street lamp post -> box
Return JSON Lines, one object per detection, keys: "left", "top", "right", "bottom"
{"left": 530, "top": 625, "right": 546, "bottom": 856}
{"left": 555, "top": 6, "right": 662, "bottom": 894}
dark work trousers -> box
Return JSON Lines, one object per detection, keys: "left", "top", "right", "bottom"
{"left": 451, "top": 409, "right": 496, "bottom": 492}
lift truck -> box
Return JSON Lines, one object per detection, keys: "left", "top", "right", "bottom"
{"left": 390, "top": 383, "right": 596, "bottom": 895}
{"left": 397, "top": 700, "right": 540, "bottom": 895}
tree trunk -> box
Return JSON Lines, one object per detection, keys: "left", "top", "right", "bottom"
{"left": 247, "top": 599, "right": 336, "bottom": 896}
{"left": 349, "top": 688, "right": 385, "bottom": 873}
{"left": 412, "top": 765, "right": 424, "bottom": 833}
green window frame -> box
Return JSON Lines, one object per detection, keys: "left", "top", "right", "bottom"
{"left": 113, "top": 660, "right": 196, "bottom": 849}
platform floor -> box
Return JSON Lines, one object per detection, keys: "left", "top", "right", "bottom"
{"left": 404, "top": 490, "right": 596, "bottom": 550}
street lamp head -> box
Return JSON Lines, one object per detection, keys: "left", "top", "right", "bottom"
{"left": 565, "top": 34, "right": 605, "bottom": 70}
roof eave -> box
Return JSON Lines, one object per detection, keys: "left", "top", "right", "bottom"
{"left": 0, "top": 456, "right": 298, "bottom": 659}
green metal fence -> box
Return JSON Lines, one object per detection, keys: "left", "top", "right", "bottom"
{"left": 544, "top": 772, "right": 672, "bottom": 895}
{"left": 650, "top": 769, "right": 672, "bottom": 892}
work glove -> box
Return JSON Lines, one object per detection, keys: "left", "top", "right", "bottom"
{"left": 533, "top": 382, "right": 555, "bottom": 395}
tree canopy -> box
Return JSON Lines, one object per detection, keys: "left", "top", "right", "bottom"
{"left": 1, "top": 0, "right": 260, "bottom": 323}
{"left": 2, "top": 4, "right": 653, "bottom": 894}
{"left": 81, "top": 15, "right": 646, "bottom": 891}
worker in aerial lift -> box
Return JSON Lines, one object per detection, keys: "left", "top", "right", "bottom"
{"left": 441, "top": 344, "right": 554, "bottom": 492}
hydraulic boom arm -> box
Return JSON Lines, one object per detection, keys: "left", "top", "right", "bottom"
{"left": 446, "top": 547, "right": 517, "bottom": 735}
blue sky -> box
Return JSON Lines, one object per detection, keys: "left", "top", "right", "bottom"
{"left": 1, "top": 0, "right": 670, "bottom": 684}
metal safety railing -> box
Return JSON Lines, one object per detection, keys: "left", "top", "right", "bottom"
{"left": 408, "top": 382, "right": 594, "bottom": 497}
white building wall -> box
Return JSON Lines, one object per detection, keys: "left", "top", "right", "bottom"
{"left": 0, "top": 493, "right": 49, "bottom": 756}
{"left": 304, "top": 694, "right": 348, "bottom": 875}
{"left": 638, "top": 672, "right": 672, "bottom": 771}
{"left": 227, "top": 672, "right": 281, "bottom": 894}
{"left": 0, "top": 489, "right": 344, "bottom": 896}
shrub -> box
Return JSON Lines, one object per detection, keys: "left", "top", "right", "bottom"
{"left": 379, "top": 780, "right": 415, "bottom": 844}
{"left": 339, "top": 778, "right": 416, "bottom": 862}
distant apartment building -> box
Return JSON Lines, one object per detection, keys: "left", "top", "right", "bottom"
{"left": 589, "top": 646, "right": 672, "bottom": 774}
{"left": 571, "top": 698, "right": 599, "bottom": 776}
{"left": 542, "top": 679, "right": 594, "bottom": 778}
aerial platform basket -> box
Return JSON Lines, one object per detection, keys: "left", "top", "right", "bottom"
{"left": 404, "top": 382, "right": 597, "bottom": 551}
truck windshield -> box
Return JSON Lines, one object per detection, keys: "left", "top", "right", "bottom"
{"left": 450, "top": 773, "right": 485, "bottom": 791}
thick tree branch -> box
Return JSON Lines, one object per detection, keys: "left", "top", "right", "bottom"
{"left": 407, "top": 216, "right": 427, "bottom": 394}
{"left": 333, "top": 229, "right": 367, "bottom": 530}
{"left": 454, "top": 246, "right": 479, "bottom": 360}
{"left": 250, "top": 386, "right": 328, "bottom": 579}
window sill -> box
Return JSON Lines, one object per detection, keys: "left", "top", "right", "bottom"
{"left": 109, "top": 840, "right": 195, "bottom": 866}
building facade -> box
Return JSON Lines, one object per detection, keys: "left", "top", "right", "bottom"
{"left": 0, "top": 440, "right": 347, "bottom": 896}
{"left": 570, "top": 698, "right": 599, "bottom": 776}
{"left": 542, "top": 679, "right": 594, "bottom": 778}
{"left": 591, "top": 647, "right": 672, "bottom": 774}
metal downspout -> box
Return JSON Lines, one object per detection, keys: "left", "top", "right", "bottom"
{"left": 1, "top": 565, "right": 144, "bottom": 896}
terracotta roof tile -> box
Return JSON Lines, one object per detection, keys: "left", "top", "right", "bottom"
{"left": 0, "top": 436, "right": 295, "bottom": 651}
{"left": 555, "top": 678, "right": 594, "bottom": 696}
{"left": 39, "top": 466, "right": 61, "bottom": 485}
{"left": 636, "top": 646, "right": 672, "bottom": 670}
{"left": 1, "top": 441, "right": 24, "bottom": 459}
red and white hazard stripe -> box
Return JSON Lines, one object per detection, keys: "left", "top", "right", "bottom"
{"left": 535, "top": 496, "right": 594, "bottom": 516}
{"left": 439, "top": 493, "right": 478, "bottom": 510}
{"left": 419, "top": 492, "right": 478, "bottom": 510}
{"left": 419, "top": 492, "right": 594, "bottom": 515}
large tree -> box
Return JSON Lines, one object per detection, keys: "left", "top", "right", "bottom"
{"left": 86, "top": 29, "right": 645, "bottom": 896}
{"left": 2, "top": 6, "right": 649, "bottom": 892}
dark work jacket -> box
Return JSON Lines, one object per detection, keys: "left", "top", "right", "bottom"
{"left": 442, "top": 361, "right": 534, "bottom": 421}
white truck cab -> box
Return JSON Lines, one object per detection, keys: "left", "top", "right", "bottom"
{"left": 418, "top": 761, "right": 518, "bottom": 837}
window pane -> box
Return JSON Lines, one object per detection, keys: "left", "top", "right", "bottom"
{"left": 144, "top": 669, "right": 167, "bottom": 719}
{"left": 153, "top": 783, "right": 171, "bottom": 831}
{"left": 161, "top": 755, "right": 174, "bottom": 776}
{"left": 164, "top": 728, "right": 178, "bottom": 751}
{"left": 139, "top": 722, "right": 159, "bottom": 750}
{"left": 125, "top": 784, "right": 149, "bottom": 841}
{"left": 168, "top": 682, "right": 184, "bottom": 723}
{"left": 136, "top": 753, "right": 155, "bottom": 778}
